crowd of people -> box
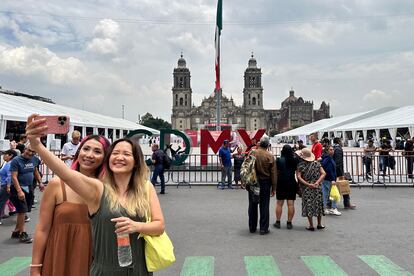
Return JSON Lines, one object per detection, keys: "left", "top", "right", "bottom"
{"left": 362, "top": 137, "right": 414, "bottom": 179}
{"left": 215, "top": 133, "right": 358, "bottom": 235}
{"left": 1, "top": 116, "right": 413, "bottom": 274}
{"left": 0, "top": 115, "right": 167, "bottom": 275}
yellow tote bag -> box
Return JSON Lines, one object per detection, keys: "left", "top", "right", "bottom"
{"left": 139, "top": 231, "right": 175, "bottom": 272}
{"left": 329, "top": 184, "right": 341, "bottom": 203}
{"left": 139, "top": 181, "right": 176, "bottom": 272}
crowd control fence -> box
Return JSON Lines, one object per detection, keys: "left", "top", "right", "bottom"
{"left": 38, "top": 150, "right": 414, "bottom": 188}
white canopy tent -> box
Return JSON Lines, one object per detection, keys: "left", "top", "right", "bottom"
{"left": 0, "top": 92, "right": 159, "bottom": 148}
{"left": 275, "top": 107, "right": 395, "bottom": 139}
{"left": 330, "top": 105, "right": 414, "bottom": 141}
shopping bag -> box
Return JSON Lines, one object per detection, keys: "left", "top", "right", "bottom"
{"left": 139, "top": 181, "right": 176, "bottom": 272}
{"left": 139, "top": 231, "right": 176, "bottom": 272}
{"left": 329, "top": 184, "right": 341, "bottom": 203}
{"left": 335, "top": 178, "right": 351, "bottom": 195}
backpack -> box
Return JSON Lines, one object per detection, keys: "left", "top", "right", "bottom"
{"left": 240, "top": 151, "right": 260, "bottom": 202}
{"left": 162, "top": 152, "right": 172, "bottom": 170}
{"left": 241, "top": 153, "right": 257, "bottom": 186}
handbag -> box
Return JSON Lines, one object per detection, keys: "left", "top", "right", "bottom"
{"left": 329, "top": 184, "right": 341, "bottom": 203}
{"left": 335, "top": 177, "right": 351, "bottom": 195}
{"left": 139, "top": 181, "right": 176, "bottom": 272}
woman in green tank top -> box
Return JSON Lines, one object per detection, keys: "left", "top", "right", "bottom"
{"left": 26, "top": 114, "right": 166, "bottom": 276}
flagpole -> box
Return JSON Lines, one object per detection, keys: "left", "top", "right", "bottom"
{"left": 215, "top": 0, "right": 222, "bottom": 131}
{"left": 216, "top": 88, "right": 221, "bottom": 131}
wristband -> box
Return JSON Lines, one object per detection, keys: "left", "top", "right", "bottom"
{"left": 30, "top": 264, "right": 43, "bottom": 267}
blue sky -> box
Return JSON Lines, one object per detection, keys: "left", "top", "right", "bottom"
{"left": 0, "top": 0, "right": 414, "bottom": 122}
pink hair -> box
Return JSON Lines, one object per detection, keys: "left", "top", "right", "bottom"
{"left": 70, "top": 135, "right": 111, "bottom": 179}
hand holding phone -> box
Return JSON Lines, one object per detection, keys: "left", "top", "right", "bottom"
{"left": 37, "top": 115, "right": 70, "bottom": 135}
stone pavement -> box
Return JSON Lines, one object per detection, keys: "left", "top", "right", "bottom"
{"left": 0, "top": 186, "right": 413, "bottom": 275}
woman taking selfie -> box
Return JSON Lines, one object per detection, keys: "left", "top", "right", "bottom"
{"left": 26, "top": 114, "right": 165, "bottom": 276}
{"left": 30, "top": 135, "right": 110, "bottom": 276}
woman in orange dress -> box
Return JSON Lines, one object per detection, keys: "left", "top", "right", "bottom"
{"left": 30, "top": 135, "right": 110, "bottom": 276}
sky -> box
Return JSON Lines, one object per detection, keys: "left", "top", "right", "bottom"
{"left": 0, "top": 0, "right": 414, "bottom": 123}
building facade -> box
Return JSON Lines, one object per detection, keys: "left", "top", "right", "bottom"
{"left": 171, "top": 55, "right": 330, "bottom": 132}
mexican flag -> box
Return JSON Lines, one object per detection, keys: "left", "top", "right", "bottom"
{"left": 215, "top": 0, "right": 222, "bottom": 91}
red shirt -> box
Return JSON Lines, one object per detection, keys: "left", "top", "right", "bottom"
{"left": 312, "top": 142, "right": 323, "bottom": 160}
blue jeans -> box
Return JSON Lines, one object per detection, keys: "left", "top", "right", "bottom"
{"left": 322, "top": 180, "right": 337, "bottom": 209}
{"left": 151, "top": 165, "right": 165, "bottom": 192}
{"left": 221, "top": 166, "right": 232, "bottom": 187}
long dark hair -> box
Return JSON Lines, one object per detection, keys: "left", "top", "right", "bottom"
{"left": 70, "top": 135, "right": 111, "bottom": 178}
{"left": 281, "top": 144, "right": 297, "bottom": 167}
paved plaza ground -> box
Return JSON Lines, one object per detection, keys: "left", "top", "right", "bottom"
{"left": 0, "top": 186, "right": 413, "bottom": 275}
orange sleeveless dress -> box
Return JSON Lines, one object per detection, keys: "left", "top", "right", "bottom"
{"left": 41, "top": 181, "right": 92, "bottom": 276}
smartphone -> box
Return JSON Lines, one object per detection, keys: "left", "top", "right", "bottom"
{"left": 37, "top": 115, "right": 70, "bottom": 135}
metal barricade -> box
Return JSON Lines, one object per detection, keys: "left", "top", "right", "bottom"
{"left": 38, "top": 151, "right": 414, "bottom": 187}
{"left": 343, "top": 151, "right": 414, "bottom": 187}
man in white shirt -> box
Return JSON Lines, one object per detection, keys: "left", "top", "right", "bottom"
{"left": 61, "top": 130, "right": 81, "bottom": 167}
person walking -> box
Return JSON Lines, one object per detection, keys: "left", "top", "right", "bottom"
{"left": 9, "top": 144, "right": 44, "bottom": 243}
{"left": 296, "top": 148, "right": 326, "bottom": 231}
{"left": 321, "top": 146, "right": 341, "bottom": 216}
{"left": 61, "top": 130, "right": 81, "bottom": 167}
{"left": 273, "top": 145, "right": 298, "bottom": 230}
{"left": 247, "top": 136, "right": 277, "bottom": 235}
{"left": 403, "top": 138, "right": 414, "bottom": 179}
{"left": 31, "top": 135, "right": 110, "bottom": 276}
{"left": 151, "top": 144, "right": 166, "bottom": 194}
{"left": 0, "top": 149, "right": 18, "bottom": 225}
{"left": 333, "top": 138, "right": 356, "bottom": 209}
{"left": 219, "top": 140, "right": 234, "bottom": 189}
{"left": 232, "top": 146, "right": 245, "bottom": 187}
{"left": 26, "top": 114, "right": 165, "bottom": 276}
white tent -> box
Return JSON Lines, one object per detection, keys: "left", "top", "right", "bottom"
{"left": 275, "top": 107, "right": 395, "bottom": 139}
{"left": 331, "top": 105, "right": 414, "bottom": 141}
{"left": 0, "top": 92, "right": 159, "bottom": 144}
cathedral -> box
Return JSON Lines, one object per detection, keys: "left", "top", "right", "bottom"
{"left": 171, "top": 54, "right": 330, "bottom": 133}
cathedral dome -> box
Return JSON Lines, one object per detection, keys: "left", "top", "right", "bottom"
{"left": 177, "top": 53, "right": 186, "bottom": 68}
{"left": 248, "top": 53, "right": 257, "bottom": 68}
{"left": 282, "top": 89, "right": 298, "bottom": 107}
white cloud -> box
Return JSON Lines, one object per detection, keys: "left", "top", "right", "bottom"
{"left": 363, "top": 89, "right": 391, "bottom": 101}
{"left": 0, "top": 44, "right": 85, "bottom": 85}
{"left": 86, "top": 19, "right": 120, "bottom": 55}
{"left": 287, "top": 22, "right": 353, "bottom": 45}
{"left": 168, "top": 32, "right": 213, "bottom": 56}
{"left": 363, "top": 89, "right": 401, "bottom": 101}
{"left": 1, "top": 0, "right": 414, "bottom": 122}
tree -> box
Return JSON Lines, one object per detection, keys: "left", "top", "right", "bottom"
{"left": 268, "top": 129, "right": 279, "bottom": 137}
{"left": 140, "top": 112, "right": 172, "bottom": 130}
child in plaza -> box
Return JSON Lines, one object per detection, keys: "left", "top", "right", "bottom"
{"left": 26, "top": 114, "right": 165, "bottom": 276}
{"left": 31, "top": 135, "right": 110, "bottom": 276}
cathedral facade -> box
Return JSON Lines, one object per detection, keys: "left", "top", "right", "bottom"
{"left": 171, "top": 55, "right": 330, "bottom": 133}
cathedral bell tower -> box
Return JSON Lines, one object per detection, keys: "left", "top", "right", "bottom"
{"left": 243, "top": 53, "right": 264, "bottom": 131}
{"left": 243, "top": 54, "right": 263, "bottom": 110}
{"left": 171, "top": 54, "right": 192, "bottom": 130}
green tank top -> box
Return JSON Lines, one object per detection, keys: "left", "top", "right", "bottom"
{"left": 90, "top": 189, "right": 152, "bottom": 276}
